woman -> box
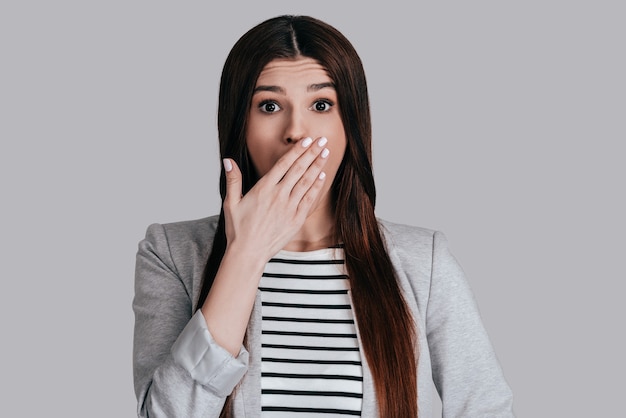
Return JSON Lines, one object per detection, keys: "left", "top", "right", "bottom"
{"left": 133, "top": 15, "right": 514, "bottom": 417}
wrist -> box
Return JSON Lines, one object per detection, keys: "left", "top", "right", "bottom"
{"left": 223, "top": 241, "right": 269, "bottom": 275}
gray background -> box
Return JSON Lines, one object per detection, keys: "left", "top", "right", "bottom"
{"left": 1, "top": 1, "right": 624, "bottom": 417}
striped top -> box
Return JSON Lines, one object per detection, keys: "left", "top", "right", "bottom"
{"left": 259, "top": 246, "right": 363, "bottom": 417}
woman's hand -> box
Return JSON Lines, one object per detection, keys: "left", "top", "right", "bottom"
{"left": 222, "top": 136, "right": 330, "bottom": 261}
{"left": 201, "top": 137, "right": 330, "bottom": 355}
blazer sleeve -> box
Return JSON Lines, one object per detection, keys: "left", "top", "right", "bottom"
{"left": 426, "top": 231, "right": 515, "bottom": 417}
{"left": 133, "top": 223, "right": 248, "bottom": 418}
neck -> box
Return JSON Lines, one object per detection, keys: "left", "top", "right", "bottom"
{"left": 283, "top": 196, "right": 337, "bottom": 252}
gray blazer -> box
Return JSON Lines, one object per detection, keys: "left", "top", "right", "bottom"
{"left": 133, "top": 215, "right": 514, "bottom": 417}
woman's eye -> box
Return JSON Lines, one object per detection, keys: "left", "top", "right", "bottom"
{"left": 311, "top": 100, "right": 333, "bottom": 112}
{"left": 259, "top": 101, "right": 281, "bottom": 113}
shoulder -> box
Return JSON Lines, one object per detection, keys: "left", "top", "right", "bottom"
{"left": 377, "top": 218, "right": 455, "bottom": 280}
{"left": 140, "top": 215, "right": 220, "bottom": 279}
{"left": 377, "top": 218, "right": 437, "bottom": 241}
{"left": 158, "top": 215, "right": 220, "bottom": 246}
{"left": 152, "top": 213, "right": 219, "bottom": 247}
{"left": 377, "top": 218, "right": 439, "bottom": 257}
{"left": 143, "top": 214, "right": 219, "bottom": 249}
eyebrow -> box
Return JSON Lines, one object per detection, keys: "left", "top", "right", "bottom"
{"left": 253, "top": 85, "right": 285, "bottom": 94}
{"left": 308, "top": 82, "right": 335, "bottom": 92}
{"left": 253, "top": 82, "right": 335, "bottom": 95}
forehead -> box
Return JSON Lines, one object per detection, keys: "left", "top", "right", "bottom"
{"left": 256, "top": 57, "right": 331, "bottom": 86}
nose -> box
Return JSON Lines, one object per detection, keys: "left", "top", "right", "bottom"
{"left": 284, "top": 108, "right": 309, "bottom": 144}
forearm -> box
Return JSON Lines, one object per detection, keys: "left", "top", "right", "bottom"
{"left": 201, "top": 244, "right": 267, "bottom": 356}
{"left": 134, "top": 222, "right": 247, "bottom": 417}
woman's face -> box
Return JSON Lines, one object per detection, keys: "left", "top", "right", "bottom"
{"left": 246, "top": 57, "right": 347, "bottom": 202}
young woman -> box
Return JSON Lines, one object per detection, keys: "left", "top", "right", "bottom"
{"left": 133, "top": 15, "right": 514, "bottom": 418}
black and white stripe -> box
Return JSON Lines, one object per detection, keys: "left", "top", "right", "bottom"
{"left": 260, "top": 247, "right": 362, "bottom": 417}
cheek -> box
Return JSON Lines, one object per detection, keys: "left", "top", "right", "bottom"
{"left": 246, "top": 138, "right": 274, "bottom": 176}
{"left": 318, "top": 116, "right": 346, "bottom": 161}
{"left": 325, "top": 136, "right": 347, "bottom": 176}
{"left": 245, "top": 114, "right": 272, "bottom": 175}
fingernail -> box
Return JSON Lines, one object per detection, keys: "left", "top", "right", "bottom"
{"left": 301, "top": 137, "right": 313, "bottom": 147}
{"left": 319, "top": 172, "right": 326, "bottom": 180}
{"left": 223, "top": 158, "right": 233, "bottom": 172}
{"left": 317, "top": 137, "right": 328, "bottom": 147}
{"left": 321, "top": 148, "right": 330, "bottom": 158}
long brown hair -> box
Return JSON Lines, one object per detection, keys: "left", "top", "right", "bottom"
{"left": 197, "top": 15, "right": 418, "bottom": 417}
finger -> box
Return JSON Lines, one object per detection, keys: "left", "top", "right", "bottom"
{"left": 288, "top": 147, "right": 330, "bottom": 203}
{"left": 295, "top": 170, "right": 328, "bottom": 219}
{"left": 265, "top": 137, "right": 314, "bottom": 184}
{"left": 279, "top": 136, "right": 328, "bottom": 191}
{"left": 223, "top": 158, "right": 242, "bottom": 206}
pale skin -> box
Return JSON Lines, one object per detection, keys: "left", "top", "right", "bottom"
{"left": 201, "top": 57, "right": 348, "bottom": 356}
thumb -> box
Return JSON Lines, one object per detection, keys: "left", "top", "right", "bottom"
{"left": 223, "top": 158, "right": 242, "bottom": 206}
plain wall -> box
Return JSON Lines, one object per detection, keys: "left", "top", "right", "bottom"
{"left": 1, "top": 1, "right": 624, "bottom": 416}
